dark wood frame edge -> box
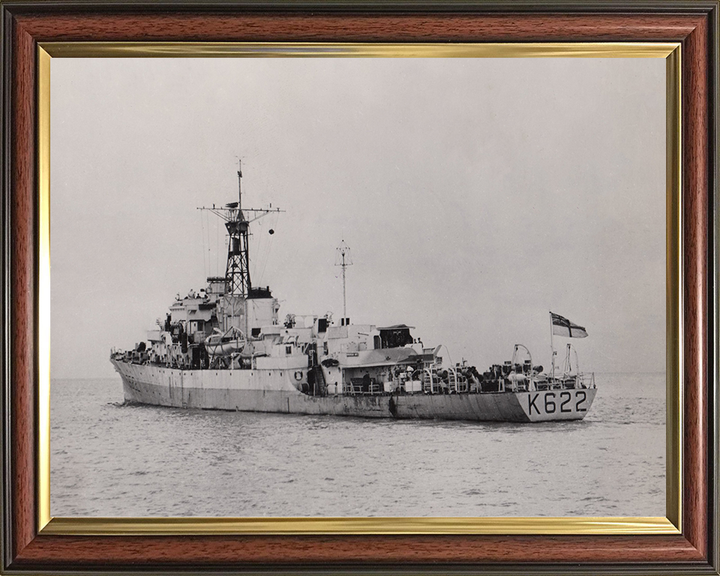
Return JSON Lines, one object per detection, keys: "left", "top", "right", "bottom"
{"left": 1, "top": 4, "right": 14, "bottom": 573}
{"left": 0, "top": 3, "right": 717, "bottom": 574}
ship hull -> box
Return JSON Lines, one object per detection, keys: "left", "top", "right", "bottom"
{"left": 112, "top": 360, "right": 595, "bottom": 423}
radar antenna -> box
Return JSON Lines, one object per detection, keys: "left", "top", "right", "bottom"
{"left": 335, "top": 240, "right": 352, "bottom": 326}
{"left": 198, "top": 160, "right": 283, "bottom": 297}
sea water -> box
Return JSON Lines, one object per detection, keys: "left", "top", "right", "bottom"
{"left": 50, "top": 373, "right": 664, "bottom": 517}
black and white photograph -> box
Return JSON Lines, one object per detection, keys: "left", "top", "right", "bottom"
{"left": 49, "top": 55, "right": 666, "bottom": 518}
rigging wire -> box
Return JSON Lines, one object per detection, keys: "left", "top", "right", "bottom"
{"left": 200, "top": 211, "right": 206, "bottom": 278}
{"left": 252, "top": 210, "right": 268, "bottom": 283}
{"left": 257, "top": 211, "right": 279, "bottom": 285}
{"left": 206, "top": 211, "right": 212, "bottom": 277}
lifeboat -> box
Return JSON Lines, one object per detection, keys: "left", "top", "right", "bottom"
{"left": 205, "top": 327, "right": 245, "bottom": 356}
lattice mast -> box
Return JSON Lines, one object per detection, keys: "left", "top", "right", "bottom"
{"left": 224, "top": 161, "right": 251, "bottom": 296}
{"left": 199, "top": 160, "right": 283, "bottom": 297}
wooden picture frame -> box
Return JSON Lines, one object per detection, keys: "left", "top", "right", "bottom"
{"left": 1, "top": 1, "right": 717, "bottom": 573}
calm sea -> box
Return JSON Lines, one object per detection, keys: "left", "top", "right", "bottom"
{"left": 50, "top": 373, "right": 665, "bottom": 517}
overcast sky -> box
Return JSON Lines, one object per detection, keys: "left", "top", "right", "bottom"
{"left": 50, "top": 57, "right": 666, "bottom": 380}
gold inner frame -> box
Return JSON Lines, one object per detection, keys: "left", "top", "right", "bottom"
{"left": 36, "top": 42, "right": 682, "bottom": 536}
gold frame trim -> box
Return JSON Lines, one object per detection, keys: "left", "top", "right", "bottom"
{"left": 43, "top": 516, "right": 677, "bottom": 536}
{"left": 41, "top": 41, "right": 677, "bottom": 58}
{"left": 38, "top": 46, "right": 52, "bottom": 531}
{"left": 665, "top": 45, "right": 683, "bottom": 531}
{"left": 37, "top": 41, "right": 682, "bottom": 537}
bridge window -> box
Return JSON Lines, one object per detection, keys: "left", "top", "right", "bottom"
{"left": 379, "top": 326, "right": 413, "bottom": 349}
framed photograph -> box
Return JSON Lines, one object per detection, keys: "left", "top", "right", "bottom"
{"left": 1, "top": 2, "right": 717, "bottom": 574}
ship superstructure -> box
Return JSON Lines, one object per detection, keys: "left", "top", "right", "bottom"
{"left": 111, "top": 165, "right": 596, "bottom": 423}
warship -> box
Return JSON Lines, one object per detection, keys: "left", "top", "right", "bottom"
{"left": 111, "top": 165, "right": 596, "bottom": 423}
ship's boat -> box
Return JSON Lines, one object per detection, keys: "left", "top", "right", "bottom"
{"left": 205, "top": 327, "right": 246, "bottom": 357}
{"left": 111, "top": 164, "right": 597, "bottom": 423}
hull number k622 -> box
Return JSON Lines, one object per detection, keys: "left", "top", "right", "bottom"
{"left": 527, "top": 390, "right": 588, "bottom": 416}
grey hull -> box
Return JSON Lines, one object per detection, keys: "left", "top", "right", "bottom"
{"left": 113, "top": 360, "right": 595, "bottom": 423}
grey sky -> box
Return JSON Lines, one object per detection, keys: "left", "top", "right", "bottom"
{"left": 50, "top": 57, "right": 666, "bottom": 379}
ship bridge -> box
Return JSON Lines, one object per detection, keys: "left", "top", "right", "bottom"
{"left": 377, "top": 324, "right": 415, "bottom": 349}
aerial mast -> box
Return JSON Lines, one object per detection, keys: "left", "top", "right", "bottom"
{"left": 335, "top": 240, "right": 352, "bottom": 326}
